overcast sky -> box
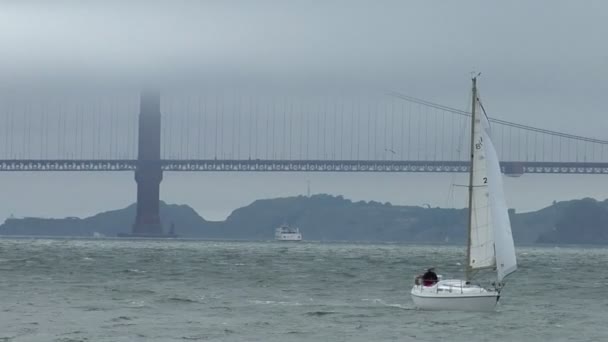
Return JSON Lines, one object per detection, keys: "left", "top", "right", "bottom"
{"left": 1, "top": 1, "right": 607, "bottom": 221}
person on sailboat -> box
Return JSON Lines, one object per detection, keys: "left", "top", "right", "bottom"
{"left": 415, "top": 268, "right": 438, "bottom": 286}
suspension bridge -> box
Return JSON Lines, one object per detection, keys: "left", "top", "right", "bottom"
{"left": 1, "top": 90, "right": 607, "bottom": 174}
{"left": 1, "top": 89, "right": 606, "bottom": 236}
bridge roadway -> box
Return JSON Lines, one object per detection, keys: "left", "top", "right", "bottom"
{"left": 1, "top": 159, "right": 607, "bottom": 174}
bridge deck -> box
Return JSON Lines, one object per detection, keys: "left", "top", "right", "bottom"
{"left": 1, "top": 159, "right": 607, "bottom": 174}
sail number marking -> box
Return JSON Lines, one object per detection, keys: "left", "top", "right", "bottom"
{"left": 475, "top": 136, "right": 483, "bottom": 150}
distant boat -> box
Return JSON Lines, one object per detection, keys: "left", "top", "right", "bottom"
{"left": 275, "top": 224, "right": 302, "bottom": 241}
{"left": 410, "top": 76, "right": 517, "bottom": 312}
{"left": 92, "top": 232, "right": 104, "bottom": 238}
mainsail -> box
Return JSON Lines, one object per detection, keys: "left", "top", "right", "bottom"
{"left": 468, "top": 102, "right": 495, "bottom": 270}
{"left": 468, "top": 93, "right": 517, "bottom": 281}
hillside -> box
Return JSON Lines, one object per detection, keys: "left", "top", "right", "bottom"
{"left": 1, "top": 195, "right": 608, "bottom": 244}
{"left": 0, "top": 201, "right": 219, "bottom": 237}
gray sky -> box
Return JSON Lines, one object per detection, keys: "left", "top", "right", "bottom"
{"left": 1, "top": 1, "right": 607, "bottom": 220}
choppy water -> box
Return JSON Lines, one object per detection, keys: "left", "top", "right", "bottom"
{"left": 0, "top": 238, "right": 607, "bottom": 341}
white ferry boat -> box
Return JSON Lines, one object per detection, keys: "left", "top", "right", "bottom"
{"left": 274, "top": 224, "right": 302, "bottom": 241}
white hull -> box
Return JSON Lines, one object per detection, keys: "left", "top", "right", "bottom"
{"left": 275, "top": 224, "right": 302, "bottom": 241}
{"left": 411, "top": 280, "right": 499, "bottom": 312}
{"left": 275, "top": 234, "right": 302, "bottom": 241}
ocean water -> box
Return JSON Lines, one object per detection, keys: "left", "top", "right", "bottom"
{"left": 0, "top": 238, "right": 607, "bottom": 342}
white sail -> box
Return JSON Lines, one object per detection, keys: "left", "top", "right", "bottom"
{"left": 483, "top": 127, "right": 517, "bottom": 282}
{"left": 468, "top": 108, "right": 495, "bottom": 270}
{"left": 468, "top": 99, "right": 517, "bottom": 281}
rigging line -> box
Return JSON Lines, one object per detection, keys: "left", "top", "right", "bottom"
{"left": 477, "top": 97, "right": 490, "bottom": 125}
{"left": 388, "top": 90, "right": 608, "bottom": 145}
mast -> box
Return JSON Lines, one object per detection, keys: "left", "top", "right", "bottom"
{"left": 465, "top": 76, "right": 478, "bottom": 282}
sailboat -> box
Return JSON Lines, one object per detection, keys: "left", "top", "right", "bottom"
{"left": 410, "top": 76, "right": 517, "bottom": 311}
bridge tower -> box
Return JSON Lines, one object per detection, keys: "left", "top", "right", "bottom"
{"left": 127, "top": 90, "right": 172, "bottom": 237}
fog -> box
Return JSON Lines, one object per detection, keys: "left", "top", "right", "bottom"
{"left": 1, "top": 1, "right": 607, "bottom": 220}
